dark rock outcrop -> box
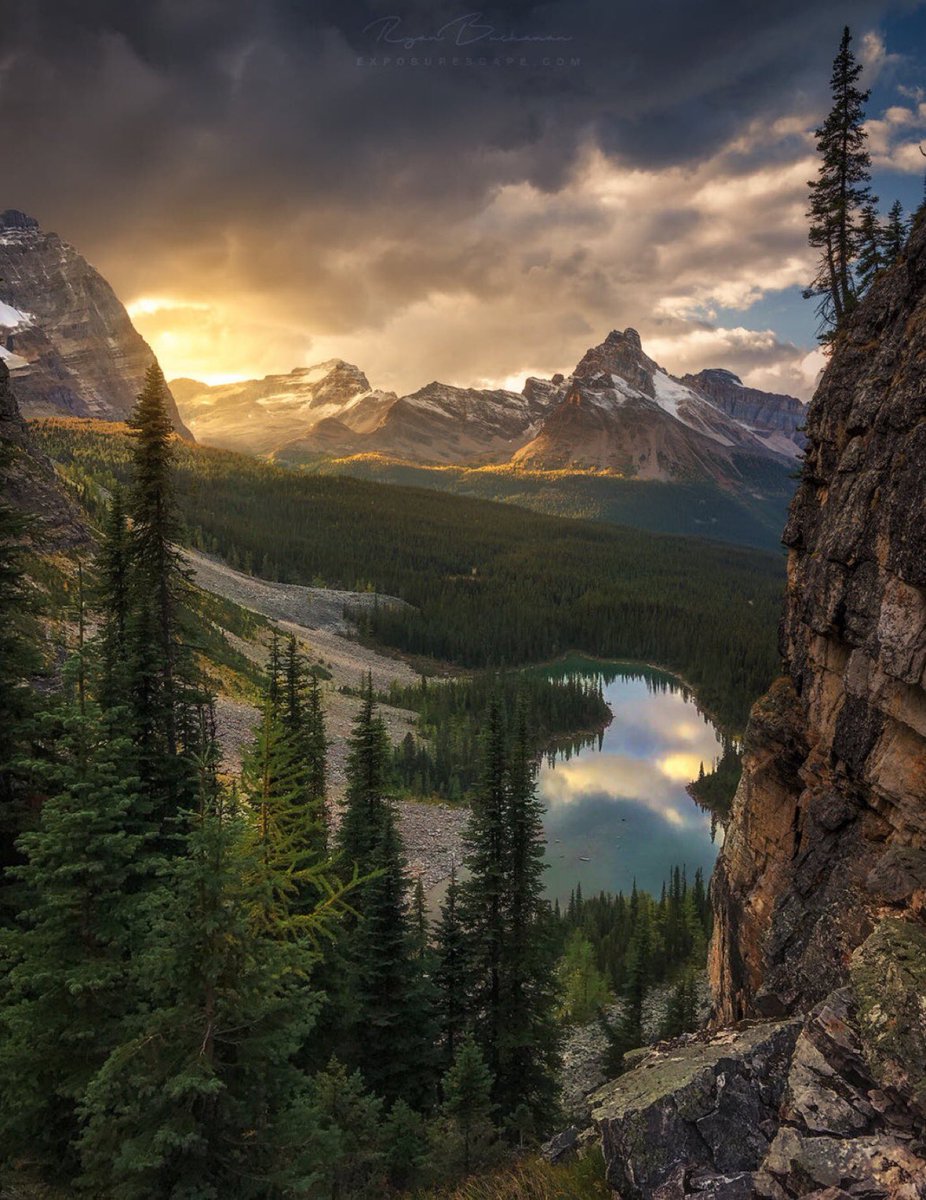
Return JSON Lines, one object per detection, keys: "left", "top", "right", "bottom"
{"left": 710, "top": 215, "right": 926, "bottom": 1025}
{"left": 0, "top": 360, "right": 89, "bottom": 550}
{"left": 0, "top": 210, "right": 191, "bottom": 436}
{"left": 586, "top": 920, "right": 926, "bottom": 1198}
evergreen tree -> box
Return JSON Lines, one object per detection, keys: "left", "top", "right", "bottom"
{"left": 0, "top": 703, "right": 149, "bottom": 1181}
{"left": 435, "top": 1033, "right": 498, "bottom": 1177}
{"left": 496, "top": 709, "right": 560, "bottom": 1124}
{"left": 77, "top": 771, "right": 345, "bottom": 1198}
{"left": 855, "top": 201, "right": 885, "bottom": 294}
{"left": 459, "top": 699, "right": 508, "bottom": 1084}
{"left": 434, "top": 862, "right": 468, "bottom": 1074}
{"left": 125, "top": 363, "right": 204, "bottom": 827}
{"left": 805, "top": 27, "right": 874, "bottom": 335}
{"left": 293, "top": 1057, "right": 384, "bottom": 1200}
{"left": 96, "top": 485, "right": 132, "bottom": 709}
{"left": 0, "top": 440, "right": 38, "bottom": 913}
{"left": 279, "top": 637, "right": 328, "bottom": 855}
{"left": 337, "top": 675, "right": 393, "bottom": 867}
{"left": 660, "top": 969, "right": 700, "bottom": 1039}
{"left": 557, "top": 930, "right": 612, "bottom": 1023}
{"left": 346, "top": 812, "right": 437, "bottom": 1107}
{"left": 883, "top": 199, "right": 908, "bottom": 262}
{"left": 382, "top": 1099, "right": 428, "bottom": 1191}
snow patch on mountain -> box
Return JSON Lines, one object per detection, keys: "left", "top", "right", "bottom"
{"left": 0, "top": 300, "right": 32, "bottom": 329}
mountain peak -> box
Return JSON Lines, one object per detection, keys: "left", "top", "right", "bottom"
{"left": 0, "top": 210, "right": 40, "bottom": 231}
{"left": 572, "top": 327, "right": 659, "bottom": 396}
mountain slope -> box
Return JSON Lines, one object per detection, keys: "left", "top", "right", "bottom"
{"left": 0, "top": 359, "right": 89, "bottom": 551}
{"left": 512, "top": 329, "right": 797, "bottom": 484}
{"left": 0, "top": 209, "right": 191, "bottom": 437}
{"left": 177, "top": 329, "right": 805, "bottom": 494}
{"left": 276, "top": 379, "right": 552, "bottom": 465}
{"left": 173, "top": 361, "right": 393, "bottom": 453}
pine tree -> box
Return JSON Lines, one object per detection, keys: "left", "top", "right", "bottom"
{"left": 382, "top": 1099, "right": 428, "bottom": 1191}
{"left": 434, "top": 862, "right": 468, "bottom": 1074}
{"left": 883, "top": 199, "right": 908, "bottom": 262}
{"left": 0, "top": 439, "right": 38, "bottom": 914}
{"left": 293, "top": 1057, "right": 384, "bottom": 1200}
{"left": 77, "top": 769, "right": 347, "bottom": 1198}
{"left": 496, "top": 709, "right": 560, "bottom": 1124}
{"left": 805, "top": 27, "right": 874, "bottom": 335}
{"left": 855, "top": 201, "right": 884, "bottom": 294}
{"left": 557, "top": 930, "right": 612, "bottom": 1023}
{"left": 459, "top": 699, "right": 508, "bottom": 1084}
{"left": 435, "top": 1033, "right": 498, "bottom": 1177}
{"left": 96, "top": 485, "right": 132, "bottom": 709}
{"left": 0, "top": 703, "right": 150, "bottom": 1181}
{"left": 125, "top": 363, "right": 205, "bottom": 827}
{"left": 337, "top": 675, "right": 393, "bottom": 867}
{"left": 346, "top": 812, "right": 437, "bottom": 1107}
{"left": 279, "top": 637, "right": 328, "bottom": 855}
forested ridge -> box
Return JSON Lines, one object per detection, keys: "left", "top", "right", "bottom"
{"left": 34, "top": 419, "right": 785, "bottom": 728}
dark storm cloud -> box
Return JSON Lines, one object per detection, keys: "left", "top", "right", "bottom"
{"left": 0, "top": 0, "right": 915, "bottom": 394}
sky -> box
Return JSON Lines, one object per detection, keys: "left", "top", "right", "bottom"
{"left": 4, "top": 1, "right": 926, "bottom": 399}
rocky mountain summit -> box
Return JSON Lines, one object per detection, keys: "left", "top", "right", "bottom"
{"left": 179, "top": 328, "right": 805, "bottom": 495}
{"left": 512, "top": 329, "right": 796, "bottom": 485}
{"left": 0, "top": 210, "right": 190, "bottom": 437}
{"left": 172, "top": 361, "right": 393, "bottom": 455}
{"left": 681, "top": 368, "right": 807, "bottom": 458}
{"left": 565, "top": 224, "right": 926, "bottom": 1196}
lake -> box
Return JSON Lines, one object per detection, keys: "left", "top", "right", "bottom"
{"left": 537, "top": 659, "right": 724, "bottom": 905}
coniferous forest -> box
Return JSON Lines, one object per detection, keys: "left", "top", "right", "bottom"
{"left": 32, "top": 418, "right": 784, "bottom": 730}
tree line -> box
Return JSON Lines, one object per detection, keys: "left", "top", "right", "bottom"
{"left": 385, "top": 670, "right": 610, "bottom": 804}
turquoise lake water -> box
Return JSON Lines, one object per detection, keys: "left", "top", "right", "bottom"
{"left": 537, "top": 660, "right": 724, "bottom": 904}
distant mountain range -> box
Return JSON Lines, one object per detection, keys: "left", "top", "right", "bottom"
{"left": 0, "top": 207, "right": 804, "bottom": 544}
{"left": 174, "top": 329, "right": 805, "bottom": 492}
{"left": 0, "top": 210, "right": 191, "bottom": 437}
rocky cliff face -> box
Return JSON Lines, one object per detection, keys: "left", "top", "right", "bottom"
{"left": 571, "top": 226, "right": 926, "bottom": 1197}
{"left": 681, "top": 368, "right": 806, "bottom": 458}
{"left": 0, "top": 210, "right": 191, "bottom": 437}
{"left": 710, "top": 216, "right": 926, "bottom": 1024}
{"left": 0, "top": 360, "right": 88, "bottom": 551}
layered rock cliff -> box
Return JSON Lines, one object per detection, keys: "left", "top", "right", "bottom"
{"left": 0, "top": 210, "right": 191, "bottom": 437}
{"left": 0, "top": 359, "right": 88, "bottom": 551}
{"left": 578, "top": 223, "right": 926, "bottom": 1197}
{"left": 710, "top": 216, "right": 926, "bottom": 1024}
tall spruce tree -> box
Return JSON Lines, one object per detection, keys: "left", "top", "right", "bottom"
{"left": 434, "top": 862, "right": 468, "bottom": 1074}
{"left": 0, "top": 440, "right": 38, "bottom": 914}
{"left": 805, "top": 27, "right": 873, "bottom": 335}
{"left": 883, "top": 199, "right": 908, "bottom": 262}
{"left": 0, "top": 703, "right": 150, "bottom": 1181}
{"left": 335, "top": 684, "right": 436, "bottom": 1106}
{"left": 459, "top": 701, "right": 560, "bottom": 1129}
{"left": 77, "top": 766, "right": 347, "bottom": 1198}
{"left": 125, "top": 363, "right": 203, "bottom": 826}
{"left": 96, "top": 485, "right": 132, "bottom": 710}
{"left": 496, "top": 709, "right": 560, "bottom": 1124}
{"left": 338, "top": 674, "right": 393, "bottom": 866}
{"left": 279, "top": 636, "right": 328, "bottom": 854}
{"left": 459, "top": 699, "right": 508, "bottom": 1085}
{"left": 436, "top": 1033, "right": 498, "bottom": 1177}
